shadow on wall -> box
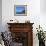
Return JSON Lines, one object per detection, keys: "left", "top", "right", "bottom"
{"left": 0, "top": 0, "right": 2, "bottom": 32}
{"left": 40, "top": 0, "right": 46, "bottom": 13}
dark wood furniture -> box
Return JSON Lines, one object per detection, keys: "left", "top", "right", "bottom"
{"left": 7, "top": 23, "right": 34, "bottom": 46}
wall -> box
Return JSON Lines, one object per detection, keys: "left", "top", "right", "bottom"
{"left": 2, "top": 0, "right": 46, "bottom": 46}
{"left": 0, "top": 0, "right": 2, "bottom": 32}
{"left": 2, "top": 0, "right": 40, "bottom": 30}
{"left": 40, "top": 0, "right": 46, "bottom": 13}
{"left": 40, "top": 0, "right": 46, "bottom": 32}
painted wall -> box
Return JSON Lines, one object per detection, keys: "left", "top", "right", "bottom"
{"left": 0, "top": 0, "right": 2, "bottom": 32}
{"left": 2, "top": 0, "right": 46, "bottom": 46}
{"left": 2, "top": 0, "right": 40, "bottom": 30}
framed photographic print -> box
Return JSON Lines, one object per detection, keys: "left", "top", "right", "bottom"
{"left": 14, "top": 5, "right": 27, "bottom": 16}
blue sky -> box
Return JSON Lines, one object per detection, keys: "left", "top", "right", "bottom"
{"left": 16, "top": 6, "right": 25, "bottom": 12}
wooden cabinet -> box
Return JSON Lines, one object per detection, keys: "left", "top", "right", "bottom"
{"left": 7, "top": 23, "right": 34, "bottom": 46}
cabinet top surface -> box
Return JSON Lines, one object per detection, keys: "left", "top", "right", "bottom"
{"left": 7, "top": 23, "right": 34, "bottom": 25}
